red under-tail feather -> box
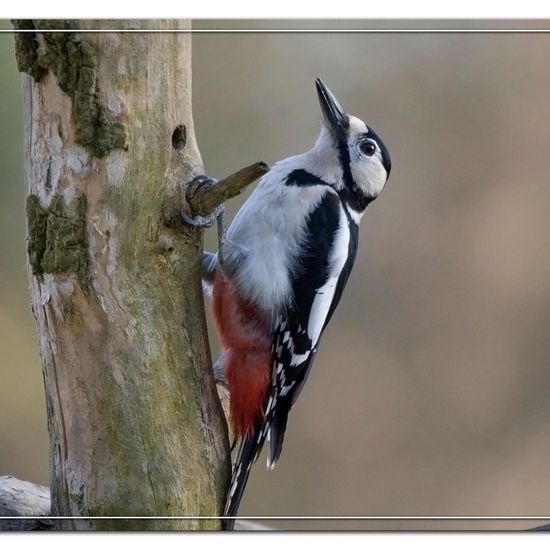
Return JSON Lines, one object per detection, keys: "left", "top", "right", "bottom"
{"left": 212, "top": 275, "right": 271, "bottom": 438}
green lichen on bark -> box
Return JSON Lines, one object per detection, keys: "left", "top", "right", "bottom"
{"left": 26, "top": 195, "right": 48, "bottom": 276}
{"left": 26, "top": 193, "right": 91, "bottom": 290}
{"left": 12, "top": 19, "right": 127, "bottom": 158}
{"left": 12, "top": 20, "right": 45, "bottom": 81}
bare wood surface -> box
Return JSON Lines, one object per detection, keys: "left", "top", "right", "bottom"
{"left": 0, "top": 476, "right": 52, "bottom": 531}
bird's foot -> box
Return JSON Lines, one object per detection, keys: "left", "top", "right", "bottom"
{"left": 181, "top": 175, "right": 224, "bottom": 228}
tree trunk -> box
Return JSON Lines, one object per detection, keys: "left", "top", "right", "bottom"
{"left": 13, "top": 19, "right": 230, "bottom": 530}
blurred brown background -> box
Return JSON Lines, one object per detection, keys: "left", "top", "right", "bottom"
{"left": 1, "top": 21, "right": 550, "bottom": 530}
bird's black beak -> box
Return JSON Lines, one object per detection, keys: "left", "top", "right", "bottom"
{"left": 315, "top": 78, "right": 349, "bottom": 141}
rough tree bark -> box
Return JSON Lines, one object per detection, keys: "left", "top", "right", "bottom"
{"left": 8, "top": 19, "right": 263, "bottom": 530}
{"left": 0, "top": 476, "right": 269, "bottom": 531}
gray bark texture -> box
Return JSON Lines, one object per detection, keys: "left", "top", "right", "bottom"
{"left": 0, "top": 476, "right": 270, "bottom": 531}
{"left": 11, "top": 19, "right": 232, "bottom": 530}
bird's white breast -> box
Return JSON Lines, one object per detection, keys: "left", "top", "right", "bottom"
{"left": 227, "top": 161, "right": 328, "bottom": 315}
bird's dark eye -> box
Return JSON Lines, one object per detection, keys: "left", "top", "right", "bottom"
{"left": 359, "top": 140, "right": 377, "bottom": 157}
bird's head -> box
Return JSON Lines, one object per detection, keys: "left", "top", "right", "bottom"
{"left": 315, "top": 78, "right": 391, "bottom": 211}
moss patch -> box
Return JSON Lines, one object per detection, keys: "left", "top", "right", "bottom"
{"left": 12, "top": 19, "right": 127, "bottom": 158}
{"left": 12, "top": 20, "right": 45, "bottom": 81}
{"left": 26, "top": 193, "right": 91, "bottom": 291}
{"left": 26, "top": 195, "right": 49, "bottom": 276}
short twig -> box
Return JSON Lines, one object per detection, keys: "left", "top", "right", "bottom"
{"left": 186, "top": 161, "right": 269, "bottom": 217}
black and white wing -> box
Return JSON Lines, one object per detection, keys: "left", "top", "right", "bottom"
{"left": 264, "top": 189, "right": 359, "bottom": 468}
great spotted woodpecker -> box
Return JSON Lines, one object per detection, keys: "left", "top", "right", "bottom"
{"left": 200, "top": 79, "right": 391, "bottom": 529}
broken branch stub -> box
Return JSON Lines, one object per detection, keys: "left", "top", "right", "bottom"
{"left": 186, "top": 161, "right": 269, "bottom": 218}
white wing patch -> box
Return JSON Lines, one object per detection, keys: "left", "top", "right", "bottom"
{"left": 279, "top": 325, "right": 314, "bottom": 367}
{"left": 306, "top": 205, "right": 350, "bottom": 349}
{"left": 307, "top": 275, "right": 338, "bottom": 347}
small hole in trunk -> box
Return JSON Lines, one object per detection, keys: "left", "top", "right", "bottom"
{"left": 172, "top": 125, "right": 187, "bottom": 150}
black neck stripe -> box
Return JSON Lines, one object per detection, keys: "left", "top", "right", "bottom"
{"left": 285, "top": 156, "right": 375, "bottom": 214}
{"left": 335, "top": 136, "right": 355, "bottom": 190}
{"left": 335, "top": 135, "right": 375, "bottom": 212}
{"left": 285, "top": 169, "right": 329, "bottom": 187}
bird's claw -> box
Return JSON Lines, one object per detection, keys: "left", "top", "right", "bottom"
{"left": 190, "top": 174, "right": 218, "bottom": 190}
{"left": 180, "top": 174, "right": 224, "bottom": 228}
{"left": 181, "top": 204, "right": 224, "bottom": 228}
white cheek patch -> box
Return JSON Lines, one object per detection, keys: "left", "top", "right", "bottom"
{"left": 347, "top": 116, "right": 387, "bottom": 198}
{"left": 351, "top": 156, "right": 387, "bottom": 198}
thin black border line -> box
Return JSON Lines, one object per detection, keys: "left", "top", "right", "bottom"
{"left": 2, "top": 516, "right": 550, "bottom": 520}
{"left": 2, "top": 28, "right": 550, "bottom": 33}
{"left": 1, "top": 21, "right": 549, "bottom": 526}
